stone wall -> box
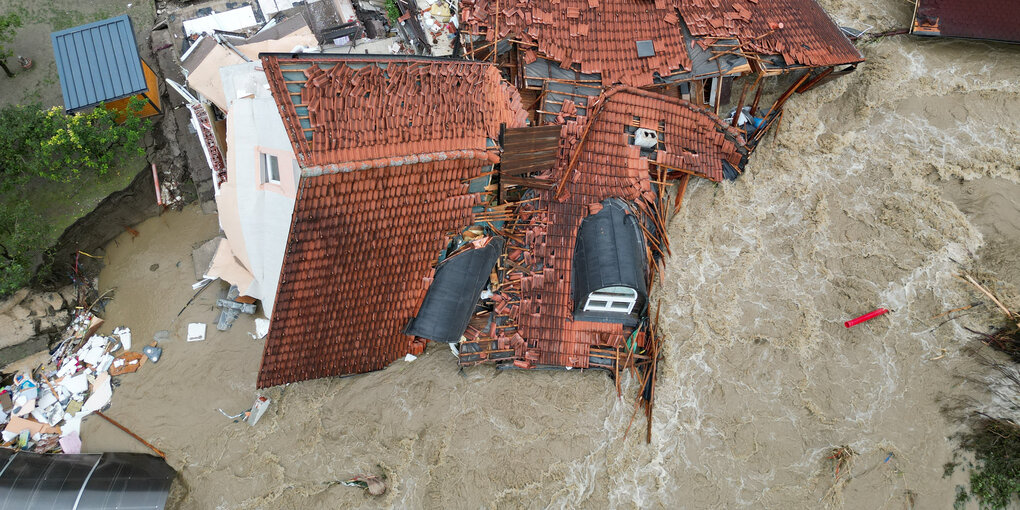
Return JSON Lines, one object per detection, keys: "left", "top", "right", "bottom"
{"left": 0, "top": 286, "right": 79, "bottom": 366}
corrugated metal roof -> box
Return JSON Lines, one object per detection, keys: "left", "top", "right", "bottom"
{"left": 912, "top": 0, "right": 1020, "bottom": 43}
{"left": 51, "top": 15, "right": 147, "bottom": 112}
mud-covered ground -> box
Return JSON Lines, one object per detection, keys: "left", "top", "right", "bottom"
{"left": 74, "top": 0, "right": 1020, "bottom": 508}
{"left": 0, "top": 0, "right": 155, "bottom": 108}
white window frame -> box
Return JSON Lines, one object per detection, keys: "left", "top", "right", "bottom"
{"left": 261, "top": 152, "right": 281, "bottom": 184}
{"left": 583, "top": 286, "right": 638, "bottom": 314}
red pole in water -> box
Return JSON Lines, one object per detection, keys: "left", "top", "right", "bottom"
{"left": 152, "top": 163, "right": 163, "bottom": 206}
{"left": 845, "top": 308, "right": 890, "bottom": 328}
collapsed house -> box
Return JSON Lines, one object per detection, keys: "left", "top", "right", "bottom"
{"left": 172, "top": 1, "right": 862, "bottom": 409}
{"left": 256, "top": 55, "right": 526, "bottom": 385}
{"left": 910, "top": 0, "right": 1020, "bottom": 44}
{"left": 172, "top": 15, "right": 320, "bottom": 316}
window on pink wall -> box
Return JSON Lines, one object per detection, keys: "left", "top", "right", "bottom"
{"left": 254, "top": 146, "right": 300, "bottom": 198}
{"left": 260, "top": 152, "right": 281, "bottom": 184}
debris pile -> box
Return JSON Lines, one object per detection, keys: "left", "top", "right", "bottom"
{"left": 0, "top": 311, "right": 156, "bottom": 454}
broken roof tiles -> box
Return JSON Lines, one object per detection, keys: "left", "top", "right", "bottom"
{"left": 677, "top": 0, "right": 863, "bottom": 67}
{"left": 462, "top": 0, "right": 692, "bottom": 87}
{"left": 257, "top": 160, "right": 488, "bottom": 387}
{"left": 262, "top": 55, "right": 527, "bottom": 169}
{"left": 463, "top": 0, "right": 862, "bottom": 85}
{"left": 492, "top": 89, "right": 744, "bottom": 369}
{"left": 257, "top": 55, "right": 526, "bottom": 388}
{"left": 911, "top": 0, "right": 1020, "bottom": 44}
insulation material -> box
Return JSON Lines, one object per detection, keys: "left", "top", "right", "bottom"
{"left": 183, "top": 6, "right": 259, "bottom": 37}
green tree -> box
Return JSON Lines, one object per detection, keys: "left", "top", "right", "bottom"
{"left": 0, "top": 98, "right": 150, "bottom": 188}
{"left": 0, "top": 98, "right": 150, "bottom": 295}
{"left": 0, "top": 12, "right": 22, "bottom": 78}
{"left": 0, "top": 199, "right": 44, "bottom": 295}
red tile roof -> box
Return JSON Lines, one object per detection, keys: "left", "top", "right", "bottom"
{"left": 677, "top": 0, "right": 863, "bottom": 67}
{"left": 263, "top": 56, "right": 527, "bottom": 169}
{"left": 490, "top": 88, "right": 745, "bottom": 368}
{"left": 463, "top": 0, "right": 691, "bottom": 87}
{"left": 462, "top": 0, "right": 862, "bottom": 86}
{"left": 912, "top": 0, "right": 1020, "bottom": 43}
{"left": 258, "top": 55, "right": 527, "bottom": 388}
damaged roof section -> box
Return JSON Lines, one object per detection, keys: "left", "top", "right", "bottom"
{"left": 263, "top": 55, "right": 527, "bottom": 169}
{"left": 676, "top": 0, "right": 864, "bottom": 67}
{"left": 468, "top": 88, "right": 746, "bottom": 369}
{"left": 256, "top": 55, "right": 526, "bottom": 388}
{"left": 911, "top": 0, "right": 1020, "bottom": 44}
{"left": 181, "top": 14, "right": 317, "bottom": 112}
{"left": 405, "top": 237, "right": 505, "bottom": 343}
{"left": 463, "top": 0, "right": 862, "bottom": 86}
{"left": 462, "top": 0, "right": 692, "bottom": 87}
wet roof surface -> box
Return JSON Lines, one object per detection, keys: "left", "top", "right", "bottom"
{"left": 485, "top": 89, "right": 745, "bottom": 368}
{"left": 677, "top": 0, "right": 863, "bottom": 67}
{"left": 912, "top": 0, "right": 1020, "bottom": 43}
{"left": 405, "top": 238, "right": 505, "bottom": 343}
{"left": 0, "top": 450, "right": 175, "bottom": 510}
{"left": 257, "top": 56, "right": 526, "bottom": 387}
{"left": 462, "top": 0, "right": 862, "bottom": 87}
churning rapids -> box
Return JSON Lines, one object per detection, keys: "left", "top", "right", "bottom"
{"left": 77, "top": 0, "right": 1020, "bottom": 508}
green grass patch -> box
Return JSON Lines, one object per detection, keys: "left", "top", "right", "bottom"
{"left": 25, "top": 152, "right": 145, "bottom": 243}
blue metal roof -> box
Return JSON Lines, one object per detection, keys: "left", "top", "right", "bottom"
{"left": 51, "top": 15, "right": 147, "bottom": 112}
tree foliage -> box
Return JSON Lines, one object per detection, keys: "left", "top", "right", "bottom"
{"left": 0, "top": 99, "right": 150, "bottom": 294}
{"left": 0, "top": 199, "right": 44, "bottom": 296}
{"left": 0, "top": 12, "right": 21, "bottom": 60}
{"left": 384, "top": 0, "right": 401, "bottom": 24}
{"left": 951, "top": 417, "right": 1020, "bottom": 510}
{"left": 0, "top": 98, "right": 150, "bottom": 190}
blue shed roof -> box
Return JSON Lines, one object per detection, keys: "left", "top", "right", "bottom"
{"left": 51, "top": 15, "right": 147, "bottom": 112}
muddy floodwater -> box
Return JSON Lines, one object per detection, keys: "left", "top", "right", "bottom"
{"left": 80, "top": 1, "right": 1020, "bottom": 508}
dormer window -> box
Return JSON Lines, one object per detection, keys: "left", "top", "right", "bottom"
{"left": 583, "top": 286, "right": 638, "bottom": 314}
{"left": 571, "top": 199, "right": 648, "bottom": 325}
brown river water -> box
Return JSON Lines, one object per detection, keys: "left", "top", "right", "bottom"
{"left": 78, "top": 1, "right": 1020, "bottom": 508}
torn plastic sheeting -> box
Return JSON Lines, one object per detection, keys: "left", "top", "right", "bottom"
{"left": 77, "top": 336, "right": 110, "bottom": 366}
{"left": 112, "top": 326, "right": 132, "bottom": 350}
{"left": 247, "top": 396, "right": 271, "bottom": 426}
{"left": 524, "top": 57, "right": 601, "bottom": 87}
{"left": 404, "top": 237, "right": 504, "bottom": 343}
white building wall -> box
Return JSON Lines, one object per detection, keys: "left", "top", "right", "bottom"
{"left": 216, "top": 62, "right": 300, "bottom": 317}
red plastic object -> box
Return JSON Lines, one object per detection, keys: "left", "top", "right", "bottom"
{"left": 845, "top": 308, "right": 890, "bottom": 328}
